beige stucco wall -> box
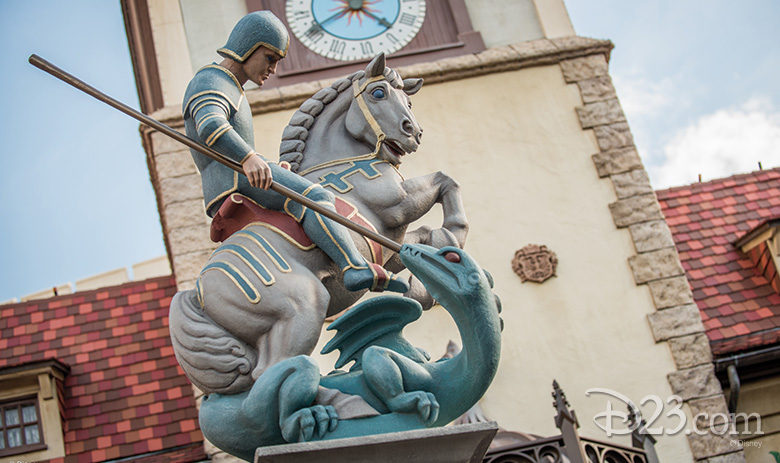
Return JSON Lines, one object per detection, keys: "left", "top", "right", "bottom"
{"left": 179, "top": 0, "right": 247, "bottom": 75}
{"left": 464, "top": 0, "right": 545, "bottom": 45}
{"left": 531, "top": 0, "right": 576, "bottom": 39}
{"left": 148, "top": 0, "right": 192, "bottom": 108}
{"left": 464, "top": 0, "right": 575, "bottom": 46}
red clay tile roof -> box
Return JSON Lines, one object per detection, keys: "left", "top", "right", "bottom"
{"left": 0, "top": 275, "right": 206, "bottom": 463}
{"left": 657, "top": 168, "right": 780, "bottom": 357}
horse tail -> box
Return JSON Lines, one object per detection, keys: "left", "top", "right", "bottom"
{"left": 169, "top": 289, "right": 256, "bottom": 395}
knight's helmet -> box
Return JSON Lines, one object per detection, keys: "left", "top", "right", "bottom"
{"left": 217, "top": 11, "right": 290, "bottom": 62}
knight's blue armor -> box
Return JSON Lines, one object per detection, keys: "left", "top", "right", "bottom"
{"left": 182, "top": 11, "right": 407, "bottom": 294}
{"left": 183, "top": 64, "right": 260, "bottom": 215}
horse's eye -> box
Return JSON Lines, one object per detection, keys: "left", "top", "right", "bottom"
{"left": 371, "top": 88, "right": 386, "bottom": 99}
{"left": 444, "top": 252, "right": 461, "bottom": 263}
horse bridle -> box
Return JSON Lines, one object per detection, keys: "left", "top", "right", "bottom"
{"left": 352, "top": 74, "right": 388, "bottom": 156}
{"left": 298, "top": 74, "right": 394, "bottom": 176}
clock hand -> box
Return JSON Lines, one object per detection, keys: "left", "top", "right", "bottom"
{"left": 361, "top": 9, "right": 393, "bottom": 29}
{"left": 319, "top": 10, "right": 346, "bottom": 27}
{"left": 306, "top": 9, "right": 347, "bottom": 34}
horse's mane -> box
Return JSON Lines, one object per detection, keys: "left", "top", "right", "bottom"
{"left": 279, "top": 67, "right": 405, "bottom": 172}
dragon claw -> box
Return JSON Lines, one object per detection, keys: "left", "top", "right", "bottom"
{"left": 424, "top": 392, "right": 440, "bottom": 425}
{"left": 281, "top": 405, "right": 339, "bottom": 442}
{"left": 386, "top": 391, "right": 440, "bottom": 426}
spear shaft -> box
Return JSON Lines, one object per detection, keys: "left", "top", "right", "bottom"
{"left": 28, "top": 54, "right": 403, "bottom": 253}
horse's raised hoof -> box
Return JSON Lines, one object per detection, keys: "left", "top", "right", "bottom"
{"left": 344, "top": 264, "right": 410, "bottom": 294}
{"left": 281, "top": 405, "right": 339, "bottom": 442}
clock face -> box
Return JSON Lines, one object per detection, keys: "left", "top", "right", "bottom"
{"left": 286, "top": 0, "right": 426, "bottom": 62}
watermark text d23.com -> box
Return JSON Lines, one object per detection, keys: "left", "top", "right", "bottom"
{"left": 585, "top": 388, "right": 763, "bottom": 437}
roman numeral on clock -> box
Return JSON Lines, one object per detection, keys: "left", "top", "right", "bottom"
{"left": 398, "top": 13, "right": 416, "bottom": 26}
{"left": 304, "top": 26, "right": 324, "bottom": 43}
{"left": 329, "top": 39, "right": 346, "bottom": 56}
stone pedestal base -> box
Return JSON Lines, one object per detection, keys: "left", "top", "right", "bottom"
{"left": 254, "top": 422, "right": 498, "bottom": 463}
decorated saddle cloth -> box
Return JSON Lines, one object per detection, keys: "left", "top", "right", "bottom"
{"left": 210, "top": 193, "right": 384, "bottom": 265}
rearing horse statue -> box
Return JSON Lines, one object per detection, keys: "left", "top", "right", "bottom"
{"left": 170, "top": 53, "right": 468, "bottom": 397}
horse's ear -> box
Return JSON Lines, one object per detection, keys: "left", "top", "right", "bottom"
{"left": 403, "top": 78, "right": 423, "bottom": 95}
{"left": 366, "top": 53, "right": 386, "bottom": 78}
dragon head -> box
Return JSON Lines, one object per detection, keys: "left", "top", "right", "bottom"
{"left": 399, "top": 244, "right": 502, "bottom": 330}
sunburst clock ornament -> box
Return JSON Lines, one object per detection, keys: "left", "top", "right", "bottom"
{"left": 286, "top": 0, "right": 426, "bottom": 61}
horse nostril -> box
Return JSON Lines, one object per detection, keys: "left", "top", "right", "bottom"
{"left": 401, "top": 119, "right": 414, "bottom": 136}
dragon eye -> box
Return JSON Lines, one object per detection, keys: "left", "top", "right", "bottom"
{"left": 371, "top": 88, "right": 386, "bottom": 99}
{"left": 444, "top": 252, "right": 461, "bottom": 263}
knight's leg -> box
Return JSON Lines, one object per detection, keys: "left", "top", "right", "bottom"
{"left": 271, "top": 167, "right": 409, "bottom": 293}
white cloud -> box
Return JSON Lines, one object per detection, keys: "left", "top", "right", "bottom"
{"left": 609, "top": 72, "right": 689, "bottom": 169}
{"left": 612, "top": 73, "right": 679, "bottom": 120}
{"left": 649, "top": 99, "right": 780, "bottom": 189}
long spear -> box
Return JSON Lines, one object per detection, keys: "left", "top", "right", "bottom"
{"left": 28, "top": 54, "right": 403, "bottom": 253}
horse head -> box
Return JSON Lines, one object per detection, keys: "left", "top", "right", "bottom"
{"left": 345, "top": 53, "right": 424, "bottom": 166}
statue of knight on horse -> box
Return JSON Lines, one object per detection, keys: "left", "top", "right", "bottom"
{"left": 163, "top": 10, "right": 499, "bottom": 461}
{"left": 169, "top": 9, "right": 469, "bottom": 397}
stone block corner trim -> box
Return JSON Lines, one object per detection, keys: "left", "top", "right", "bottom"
{"left": 609, "top": 194, "right": 665, "bottom": 229}
{"left": 629, "top": 247, "right": 685, "bottom": 285}
{"left": 647, "top": 303, "right": 706, "bottom": 342}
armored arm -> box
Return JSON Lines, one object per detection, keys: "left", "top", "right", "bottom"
{"left": 187, "top": 92, "right": 272, "bottom": 188}
{"left": 187, "top": 93, "right": 255, "bottom": 165}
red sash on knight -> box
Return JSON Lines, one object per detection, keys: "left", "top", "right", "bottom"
{"left": 210, "top": 193, "right": 384, "bottom": 265}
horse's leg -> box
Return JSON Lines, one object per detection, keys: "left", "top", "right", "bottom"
{"left": 380, "top": 171, "right": 469, "bottom": 248}
{"left": 241, "top": 277, "right": 339, "bottom": 442}
{"left": 250, "top": 271, "right": 331, "bottom": 380}
{"left": 379, "top": 172, "right": 469, "bottom": 308}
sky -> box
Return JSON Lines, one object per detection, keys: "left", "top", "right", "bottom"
{"left": 0, "top": 1, "right": 778, "bottom": 302}
{"left": 566, "top": 0, "right": 780, "bottom": 188}
{"left": 0, "top": 1, "right": 163, "bottom": 302}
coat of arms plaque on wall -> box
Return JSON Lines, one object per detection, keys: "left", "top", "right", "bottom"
{"left": 512, "top": 244, "right": 558, "bottom": 283}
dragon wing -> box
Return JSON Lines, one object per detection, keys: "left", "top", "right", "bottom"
{"left": 321, "top": 295, "right": 428, "bottom": 371}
